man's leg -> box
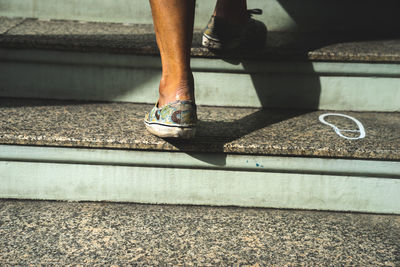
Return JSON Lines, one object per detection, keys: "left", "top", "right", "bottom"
{"left": 149, "top": 0, "right": 196, "bottom": 107}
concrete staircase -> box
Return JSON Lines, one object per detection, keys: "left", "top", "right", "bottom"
{"left": 0, "top": 98, "right": 399, "bottom": 214}
{"left": 0, "top": 0, "right": 399, "bottom": 264}
{"left": 1, "top": 0, "right": 400, "bottom": 211}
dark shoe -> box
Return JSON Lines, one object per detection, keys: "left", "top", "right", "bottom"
{"left": 202, "top": 9, "right": 267, "bottom": 50}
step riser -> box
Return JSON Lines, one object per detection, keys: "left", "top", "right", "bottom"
{"left": 1, "top": 145, "right": 399, "bottom": 214}
{"left": 1, "top": 0, "right": 399, "bottom": 32}
{"left": 1, "top": 49, "right": 399, "bottom": 111}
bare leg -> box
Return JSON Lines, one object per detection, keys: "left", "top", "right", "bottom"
{"left": 149, "top": 0, "right": 195, "bottom": 107}
{"left": 213, "top": 0, "right": 248, "bottom": 24}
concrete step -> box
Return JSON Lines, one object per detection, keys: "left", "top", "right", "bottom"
{"left": 1, "top": 98, "right": 399, "bottom": 213}
{"left": 0, "top": 200, "right": 399, "bottom": 265}
{"left": 1, "top": 17, "right": 400, "bottom": 111}
{"left": 1, "top": 0, "right": 399, "bottom": 33}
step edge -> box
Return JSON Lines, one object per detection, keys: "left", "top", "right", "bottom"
{"left": 2, "top": 48, "right": 400, "bottom": 77}
{"left": 1, "top": 144, "right": 399, "bottom": 178}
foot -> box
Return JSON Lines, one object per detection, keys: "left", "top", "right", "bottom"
{"left": 144, "top": 73, "right": 197, "bottom": 139}
{"left": 144, "top": 100, "right": 197, "bottom": 139}
{"left": 202, "top": 9, "right": 266, "bottom": 50}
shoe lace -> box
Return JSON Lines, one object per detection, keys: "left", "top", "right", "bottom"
{"left": 247, "top": 9, "right": 262, "bottom": 18}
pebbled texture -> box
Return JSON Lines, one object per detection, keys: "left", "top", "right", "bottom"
{"left": 0, "top": 98, "right": 399, "bottom": 160}
{"left": 0, "top": 200, "right": 399, "bottom": 265}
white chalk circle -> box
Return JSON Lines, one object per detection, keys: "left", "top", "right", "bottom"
{"left": 319, "top": 113, "right": 366, "bottom": 140}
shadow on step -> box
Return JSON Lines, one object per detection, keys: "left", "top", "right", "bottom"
{"left": 174, "top": 9, "right": 400, "bottom": 166}
{"left": 168, "top": 23, "right": 322, "bottom": 165}
{"left": 166, "top": 108, "right": 311, "bottom": 166}
{"left": 276, "top": 0, "right": 400, "bottom": 33}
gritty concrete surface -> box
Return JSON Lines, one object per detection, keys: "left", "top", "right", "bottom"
{"left": 0, "top": 98, "right": 399, "bottom": 160}
{"left": 0, "top": 200, "right": 399, "bottom": 265}
{"left": 0, "top": 17, "right": 24, "bottom": 35}
{"left": 1, "top": 17, "right": 400, "bottom": 62}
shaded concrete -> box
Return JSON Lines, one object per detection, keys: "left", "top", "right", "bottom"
{"left": 1, "top": 17, "right": 400, "bottom": 62}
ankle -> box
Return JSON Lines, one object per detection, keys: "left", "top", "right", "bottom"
{"left": 214, "top": 0, "right": 248, "bottom": 25}
{"left": 158, "top": 74, "right": 195, "bottom": 107}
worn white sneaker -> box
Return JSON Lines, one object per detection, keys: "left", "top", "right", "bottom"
{"left": 144, "top": 100, "right": 197, "bottom": 139}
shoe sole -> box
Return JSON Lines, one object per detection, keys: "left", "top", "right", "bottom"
{"left": 144, "top": 121, "right": 196, "bottom": 139}
{"left": 202, "top": 32, "right": 266, "bottom": 51}
{"left": 202, "top": 34, "right": 222, "bottom": 50}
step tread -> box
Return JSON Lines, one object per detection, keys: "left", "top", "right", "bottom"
{"left": 1, "top": 98, "right": 399, "bottom": 160}
{"left": 0, "top": 17, "right": 24, "bottom": 34}
{"left": 1, "top": 17, "right": 400, "bottom": 62}
{"left": 0, "top": 200, "right": 399, "bottom": 265}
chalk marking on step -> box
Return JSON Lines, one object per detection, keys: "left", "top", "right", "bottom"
{"left": 319, "top": 113, "right": 366, "bottom": 140}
